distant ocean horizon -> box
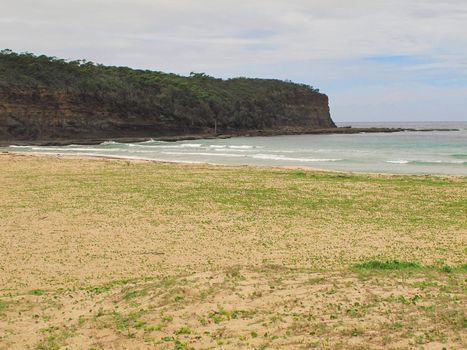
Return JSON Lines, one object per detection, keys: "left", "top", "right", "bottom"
{"left": 4, "top": 121, "right": 467, "bottom": 175}
{"left": 336, "top": 121, "right": 467, "bottom": 129}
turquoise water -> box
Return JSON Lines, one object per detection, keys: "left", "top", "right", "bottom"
{"left": 4, "top": 122, "right": 467, "bottom": 175}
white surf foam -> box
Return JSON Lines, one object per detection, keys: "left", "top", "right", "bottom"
{"left": 252, "top": 154, "right": 342, "bottom": 162}
{"left": 161, "top": 151, "right": 245, "bottom": 158}
{"left": 229, "top": 145, "right": 253, "bottom": 149}
{"left": 180, "top": 143, "right": 203, "bottom": 148}
{"left": 386, "top": 160, "right": 409, "bottom": 164}
{"left": 386, "top": 160, "right": 465, "bottom": 165}
{"left": 30, "top": 147, "right": 121, "bottom": 152}
{"left": 99, "top": 141, "right": 120, "bottom": 145}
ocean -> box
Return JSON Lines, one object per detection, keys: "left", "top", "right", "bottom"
{"left": 4, "top": 121, "right": 467, "bottom": 175}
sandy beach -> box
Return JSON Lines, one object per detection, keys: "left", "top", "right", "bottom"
{"left": 0, "top": 153, "right": 465, "bottom": 349}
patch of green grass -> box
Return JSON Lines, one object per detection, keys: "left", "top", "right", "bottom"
{"left": 208, "top": 306, "right": 229, "bottom": 324}
{"left": 174, "top": 294, "right": 184, "bottom": 302}
{"left": 123, "top": 288, "right": 148, "bottom": 300}
{"left": 40, "top": 326, "right": 60, "bottom": 333}
{"left": 225, "top": 266, "right": 244, "bottom": 280}
{"left": 112, "top": 309, "right": 146, "bottom": 332}
{"left": 174, "top": 338, "right": 191, "bottom": 350}
{"left": 353, "top": 260, "right": 421, "bottom": 270}
{"left": 175, "top": 326, "right": 191, "bottom": 335}
{"left": 412, "top": 280, "right": 439, "bottom": 289}
{"left": 133, "top": 320, "right": 146, "bottom": 329}
{"left": 34, "top": 327, "right": 73, "bottom": 350}
{"left": 397, "top": 294, "right": 421, "bottom": 305}
{"left": 161, "top": 314, "right": 173, "bottom": 323}
{"left": 0, "top": 299, "right": 8, "bottom": 315}
{"left": 87, "top": 286, "right": 111, "bottom": 294}
{"left": 353, "top": 261, "right": 467, "bottom": 273}
{"left": 159, "top": 276, "right": 182, "bottom": 289}
{"left": 289, "top": 170, "right": 307, "bottom": 178}
{"left": 30, "top": 289, "right": 46, "bottom": 296}
{"left": 440, "top": 265, "right": 453, "bottom": 273}
{"left": 85, "top": 278, "right": 134, "bottom": 294}
{"left": 143, "top": 324, "right": 162, "bottom": 332}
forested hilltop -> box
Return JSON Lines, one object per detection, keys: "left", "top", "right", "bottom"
{"left": 0, "top": 50, "right": 335, "bottom": 143}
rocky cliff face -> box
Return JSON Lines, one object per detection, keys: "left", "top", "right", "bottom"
{"left": 0, "top": 87, "right": 175, "bottom": 141}
{"left": 0, "top": 86, "right": 334, "bottom": 143}
{"left": 0, "top": 51, "right": 335, "bottom": 143}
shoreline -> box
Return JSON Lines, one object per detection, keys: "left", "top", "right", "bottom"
{"left": 2, "top": 151, "right": 464, "bottom": 179}
{"left": 0, "top": 126, "right": 459, "bottom": 147}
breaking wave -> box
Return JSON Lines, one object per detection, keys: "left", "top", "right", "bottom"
{"left": 386, "top": 160, "right": 466, "bottom": 165}
{"left": 252, "top": 154, "right": 342, "bottom": 162}
{"left": 160, "top": 151, "right": 246, "bottom": 158}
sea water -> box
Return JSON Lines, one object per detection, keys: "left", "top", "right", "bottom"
{"left": 4, "top": 122, "right": 467, "bottom": 175}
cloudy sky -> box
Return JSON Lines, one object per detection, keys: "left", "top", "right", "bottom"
{"left": 1, "top": 0, "right": 467, "bottom": 122}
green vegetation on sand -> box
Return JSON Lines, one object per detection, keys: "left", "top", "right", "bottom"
{"left": 0, "top": 154, "right": 465, "bottom": 349}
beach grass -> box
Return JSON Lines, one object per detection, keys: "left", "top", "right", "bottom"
{"left": 0, "top": 153, "right": 465, "bottom": 349}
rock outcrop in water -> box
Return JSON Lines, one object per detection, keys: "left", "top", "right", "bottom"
{"left": 0, "top": 50, "right": 335, "bottom": 144}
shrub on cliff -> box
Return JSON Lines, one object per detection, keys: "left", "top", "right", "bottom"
{"left": 0, "top": 49, "right": 333, "bottom": 133}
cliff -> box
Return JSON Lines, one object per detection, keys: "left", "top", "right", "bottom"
{"left": 0, "top": 50, "right": 335, "bottom": 143}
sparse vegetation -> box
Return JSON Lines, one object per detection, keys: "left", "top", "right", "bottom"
{"left": 353, "top": 260, "right": 421, "bottom": 270}
{"left": 0, "top": 154, "right": 465, "bottom": 349}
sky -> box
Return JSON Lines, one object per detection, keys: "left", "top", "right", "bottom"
{"left": 1, "top": 0, "right": 467, "bottom": 122}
